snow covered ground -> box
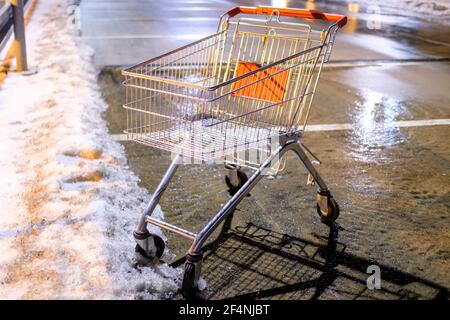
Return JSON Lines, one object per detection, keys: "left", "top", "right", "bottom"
{"left": 0, "top": 0, "right": 181, "bottom": 299}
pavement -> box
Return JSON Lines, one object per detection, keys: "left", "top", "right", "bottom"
{"left": 86, "top": 0, "right": 450, "bottom": 299}
{"left": 81, "top": 0, "right": 450, "bottom": 65}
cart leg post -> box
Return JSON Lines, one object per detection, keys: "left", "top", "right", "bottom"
{"left": 291, "top": 142, "right": 328, "bottom": 191}
{"left": 291, "top": 143, "right": 340, "bottom": 224}
{"left": 134, "top": 154, "right": 182, "bottom": 257}
{"left": 182, "top": 252, "right": 203, "bottom": 299}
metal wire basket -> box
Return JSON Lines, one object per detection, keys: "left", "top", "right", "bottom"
{"left": 122, "top": 7, "right": 344, "bottom": 165}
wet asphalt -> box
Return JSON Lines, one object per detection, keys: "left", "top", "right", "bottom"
{"left": 86, "top": 0, "right": 450, "bottom": 299}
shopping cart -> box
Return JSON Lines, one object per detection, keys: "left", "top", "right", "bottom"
{"left": 122, "top": 6, "right": 347, "bottom": 298}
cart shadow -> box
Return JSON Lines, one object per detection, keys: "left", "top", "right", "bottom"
{"left": 171, "top": 221, "right": 448, "bottom": 300}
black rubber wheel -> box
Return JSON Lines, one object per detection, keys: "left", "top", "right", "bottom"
{"left": 316, "top": 197, "right": 340, "bottom": 224}
{"left": 181, "top": 262, "right": 198, "bottom": 300}
{"left": 225, "top": 169, "right": 249, "bottom": 196}
{"left": 135, "top": 234, "right": 165, "bottom": 259}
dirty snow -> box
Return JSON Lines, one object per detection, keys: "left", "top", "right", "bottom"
{"left": 384, "top": 0, "right": 450, "bottom": 16}
{"left": 0, "top": 0, "right": 181, "bottom": 299}
{"left": 340, "top": 0, "right": 450, "bottom": 18}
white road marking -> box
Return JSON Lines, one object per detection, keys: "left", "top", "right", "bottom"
{"left": 86, "top": 17, "right": 217, "bottom": 22}
{"left": 304, "top": 123, "right": 355, "bottom": 132}
{"left": 391, "top": 119, "right": 450, "bottom": 127}
{"left": 83, "top": 34, "right": 210, "bottom": 40}
{"left": 305, "top": 119, "right": 450, "bottom": 132}
{"left": 324, "top": 58, "right": 450, "bottom": 68}
{"left": 110, "top": 119, "right": 450, "bottom": 141}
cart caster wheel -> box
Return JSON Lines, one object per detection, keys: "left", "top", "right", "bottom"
{"left": 316, "top": 197, "right": 340, "bottom": 225}
{"left": 225, "top": 169, "right": 249, "bottom": 196}
{"left": 135, "top": 234, "right": 165, "bottom": 259}
{"left": 181, "top": 262, "right": 198, "bottom": 299}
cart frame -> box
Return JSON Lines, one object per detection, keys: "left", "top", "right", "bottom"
{"left": 126, "top": 6, "right": 347, "bottom": 298}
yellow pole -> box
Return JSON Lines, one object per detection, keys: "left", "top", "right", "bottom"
{"left": 7, "top": 0, "right": 28, "bottom": 71}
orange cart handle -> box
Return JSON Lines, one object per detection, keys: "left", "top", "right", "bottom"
{"left": 225, "top": 6, "right": 347, "bottom": 28}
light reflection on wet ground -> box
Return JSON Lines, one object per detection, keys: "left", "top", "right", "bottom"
{"left": 350, "top": 89, "right": 408, "bottom": 163}
{"left": 94, "top": 0, "right": 450, "bottom": 299}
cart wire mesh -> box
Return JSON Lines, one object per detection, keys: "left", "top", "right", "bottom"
{"left": 123, "top": 12, "right": 339, "bottom": 164}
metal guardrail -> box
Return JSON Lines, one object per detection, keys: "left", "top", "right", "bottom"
{"left": 0, "top": 0, "right": 29, "bottom": 62}
{"left": 0, "top": 3, "right": 14, "bottom": 52}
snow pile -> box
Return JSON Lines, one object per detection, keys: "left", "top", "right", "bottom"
{"left": 339, "top": 0, "right": 450, "bottom": 18}
{"left": 406, "top": 0, "right": 450, "bottom": 15}
{"left": 0, "top": 0, "right": 181, "bottom": 299}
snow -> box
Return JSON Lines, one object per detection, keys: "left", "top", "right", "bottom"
{"left": 0, "top": 0, "right": 181, "bottom": 299}
{"left": 390, "top": 0, "right": 450, "bottom": 16}
{"left": 339, "top": 0, "right": 450, "bottom": 18}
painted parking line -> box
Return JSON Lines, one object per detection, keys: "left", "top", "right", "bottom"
{"left": 304, "top": 118, "right": 450, "bottom": 132}
{"left": 110, "top": 119, "right": 450, "bottom": 141}
{"left": 83, "top": 34, "right": 210, "bottom": 40}
{"left": 325, "top": 57, "right": 450, "bottom": 68}
{"left": 85, "top": 17, "right": 218, "bottom": 22}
